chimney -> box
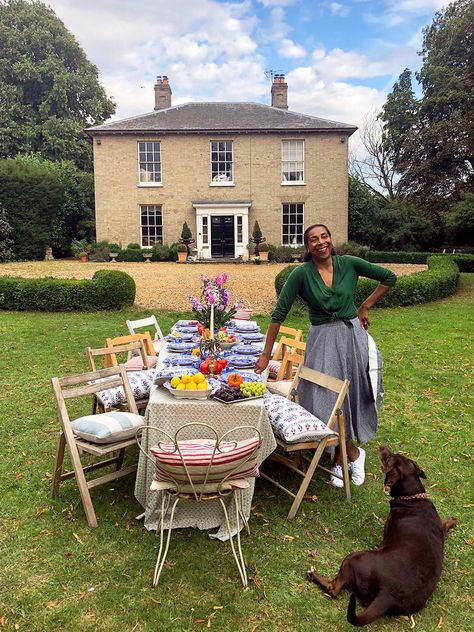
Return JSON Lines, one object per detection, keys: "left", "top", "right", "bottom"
{"left": 271, "top": 74, "right": 288, "bottom": 110}
{"left": 154, "top": 76, "right": 172, "bottom": 110}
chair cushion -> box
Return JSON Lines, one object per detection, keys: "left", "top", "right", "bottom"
{"left": 263, "top": 393, "right": 334, "bottom": 443}
{"left": 152, "top": 339, "right": 167, "bottom": 354}
{"left": 267, "top": 360, "right": 298, "bottom": 380}
{"left": 125, "top": 355, "right": 158, "bottom": 370}
{"left": 71, "top": 411, "right": 145, "bottom": 444}
{"left": 266, "top": 380, "right": 293, "bottom": 397}
{"left": 150, "top": 436, "right": 260, "bottom": 492}
{"left": 92, "top": 370, "right": 154, "bottom": 410}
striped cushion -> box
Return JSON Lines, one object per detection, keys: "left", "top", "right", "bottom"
{"left": 71, "top": 411, "right": 145, "bottom": 444}
{"left": 150, "top": 437, "right": 261, "bottom": 492}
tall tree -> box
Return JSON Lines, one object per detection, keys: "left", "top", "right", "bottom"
{"left": 0, "top": 0, "right": 115, "bottom": 169}
{"left": 381, "top": 0, "right": 474, "bottom": 208}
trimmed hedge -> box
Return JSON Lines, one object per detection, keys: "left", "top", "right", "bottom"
{"left": 0, "top": 270, "right": 136, "bottom": 311}
{"left": 365, "top": 251, "right": 474, "bottom": 271}
{"left": 275, "top": 256, "right": 459, "bottom": 309}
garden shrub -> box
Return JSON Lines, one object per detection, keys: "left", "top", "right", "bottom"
{"left": 337, "top": 241, "right": 369, "bottom": 258}
{"left": 451, "top": 254, "right": 474, "bottom": 272}
{"left": 271, "top": 245, "right": 305, "bottom": 263}
{"left": 89, "top": 240, "right": 111, "bottom": 262}
{"left": 0, "top": 270, "right": 135, "bottom": 311}
{"left": 127, "top": 243, "right": 141, "bottom": 250}
{"left": 117, "top": 248, "right": 144, "bottom": 262}
{"left": 151, "top": 243, "right": 171, "bottom": 261}
{"left": 275, "top": 256, "right": 459, "bottom": 308}
{"left": 366, "top": 251, "right": 431, "bottom": 263}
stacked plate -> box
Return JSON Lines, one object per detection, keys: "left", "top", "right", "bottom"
{"left": 227, "top": 355, "right": 256, "bottom": 369}
{"left": 233, "top": 322, "right": 260, "bottom": 333}
{"left": 233, "top": 343, "right": 263, "bottom": 356}
{"left": 175, "top": 325, "right": 199, "bottom": 334}
{"left": 163, "top": 354, "right": 198, "bottom": 367}
{"left": 167, "top": 341, "right": 197, "bottom": 353}
{"left": 167, "top": 332, "right": 194, "bottom": 341}
{"left": 154, "top": 367, "right": 197, "bottom": 385}
{"left": 175, "top": 319, "right": 199, "bottom": 327}
{"left": 240, "top": 332, "right": 265, "bottom": 342}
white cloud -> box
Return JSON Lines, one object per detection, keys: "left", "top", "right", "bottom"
{"left": 311, "top": 47, "right": 394, "bottom": 80}
{"left": 257, "top": 0, "right": 297, "bottom": 6}
{"left": 330, "top": 2, "right": 349, "bottom": 17}
{"left": 280, "top": 39, "right": 307, "bottom": 59}
{"left": 364, "top": 0, "right": 446, "bottom": 28}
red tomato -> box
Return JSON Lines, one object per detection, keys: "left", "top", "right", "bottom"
{"left": 200, "top": 359, "right": 210, "bottom": 374}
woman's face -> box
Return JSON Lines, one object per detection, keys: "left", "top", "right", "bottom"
{"left": 306, "top": 226, "right": 332, "bottom": 260}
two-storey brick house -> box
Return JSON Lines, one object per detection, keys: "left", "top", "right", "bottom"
{"left": 87, "top": 75, "right": 356, "bottom": 259}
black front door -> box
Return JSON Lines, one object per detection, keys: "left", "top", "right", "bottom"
{"left": 211, "top": 216, "right": 235, "bottom": 258}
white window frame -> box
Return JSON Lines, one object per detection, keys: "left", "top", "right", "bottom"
{"left": 210, "top": 140, "right": 234, "bottom": 186}
{"left": 281, "top": 139, "right": 305, "bottom": 185}
{"left": 138, "top": 141, "right": 162, "bottom": 186}
{"left": 140, "top": 204, "right": 163, "bottom": 247}
{"left": 202, "top": 216, "right": 209, "bottom": 245}
{"left": 281, "top": 203, "right": 304, "bottom": 245}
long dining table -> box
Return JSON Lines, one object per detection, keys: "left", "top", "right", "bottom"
{"left": 134, "top": 335, "right": 276, "bottom": 541}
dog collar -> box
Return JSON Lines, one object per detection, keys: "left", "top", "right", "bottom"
{"left": 395, "top": 492, "right": 429, "bottom": 501}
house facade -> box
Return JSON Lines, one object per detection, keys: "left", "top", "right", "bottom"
{"left": 87, "top": 76, "right": 356, "bottom": 259}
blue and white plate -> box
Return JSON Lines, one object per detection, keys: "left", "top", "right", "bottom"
{"left": 167, "top": 332, "right": 194, "bottom": 341}
{"left": 163, "top": 355, "right": 198, "bottom": 367}
{"left": 240, "top": 332, "right": 265, "bottom": 342}
{"left": 233, "top": 323, "right": 260, "bottom": 333}
{"left": 167, "top": 341, "right": 196, "bottom": 353}
{"left": 233, "top": 343, "right": 263, "bottom": 355}
{"left": 220, "top": 370, "right": 264, "bottom": 384}
{"left": 175, "top": 319, "right": 199, "bottom": 327}
{"left": 175, "top": 325, "right": 199, "bottom": 334}
{"left": 227, "top": 355, "right": 256, "bottom": 369}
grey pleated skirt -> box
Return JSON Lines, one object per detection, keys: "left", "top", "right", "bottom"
{"left": 298, "top": 318, "right": 384, "bottom": 444}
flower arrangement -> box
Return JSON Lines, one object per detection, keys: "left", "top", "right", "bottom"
{"left": 188, "top": 273, "right": 240, "bottom": 331}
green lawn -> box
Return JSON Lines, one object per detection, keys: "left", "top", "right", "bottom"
{"left": 0, "top": 276, "right": 473, "bottom": 632}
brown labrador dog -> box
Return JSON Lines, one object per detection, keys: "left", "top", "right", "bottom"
{"left": 307, "top": 445, "right": 457, "bottom": 626}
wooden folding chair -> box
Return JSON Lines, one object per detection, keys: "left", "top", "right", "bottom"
{"left": 105, "top": 333, "right": 158, "bottom": 369}
{"left": 50, "top": 365, "right": 142, "bottom": 528}
{"left": 126, "top": 315, "right": 165, "bottom": 354}
{"left": 272, "top": 326, "right": 303, "bottom": 362}
{"left": 261, "top": 364, "right": 351, "bottom": 519}
{"left": 85, "top": 340, "right": 150, "bottom": 413}
{"left": 266, "top": 337, "right": 306, "bottom": 396}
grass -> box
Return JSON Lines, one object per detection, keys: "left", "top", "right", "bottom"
{"left": 0, "top": 276, "right": 473, "bottom": 632}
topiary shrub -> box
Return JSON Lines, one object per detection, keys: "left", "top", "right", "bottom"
{"left": 0, "top": 270, "right": 135, "bottom": 311}
{"left": 275, "top": 256, "right": 459, "bottom": 309}
{"left": 452, "top": 254, "right": 474, "bottom": 272}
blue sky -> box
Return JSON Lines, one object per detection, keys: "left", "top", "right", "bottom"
{"left": 46, "top": 0, "right": 446, "bottom": 145}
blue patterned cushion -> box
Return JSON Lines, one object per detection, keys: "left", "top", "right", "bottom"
{"left": 263, "top": 393, "right": 334, "bottom": 443}
{"left": 92, "top": 370, "right": 154, "bottom": 410}
{"left": 71, "top": 411, "right": 144, "bottom": 444}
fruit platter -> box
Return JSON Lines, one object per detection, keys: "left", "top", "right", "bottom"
{"left": 212, "top": 372, "right": 267, "bottom": 404}
{"left": 163, "top": 372, "right": 218, "bottom": 399}
{"left": 216, "top": 328, "right": 239, "bottom": 349}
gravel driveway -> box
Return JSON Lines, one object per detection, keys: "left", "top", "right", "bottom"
{"left": 0, "top": 261, "right": 426, "bottom": 313}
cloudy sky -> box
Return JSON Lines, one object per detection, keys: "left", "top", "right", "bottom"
{"left": 46, "top": 0, "right": 446, "bottom": 137}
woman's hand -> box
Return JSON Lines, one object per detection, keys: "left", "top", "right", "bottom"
{"left": 357, "top": 305, "right": 370, "bottom": 330}
{"left": 254, "top": 353, "right": 270, "bottom": 374}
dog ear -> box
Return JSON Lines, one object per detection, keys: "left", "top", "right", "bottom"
{"left": 384, "top": 465, "right": 400, "bottom": 487}
{"left": 379, "top": 444, "right": 392, "bottom": 467}
{"left": 412, "top": 461, "right": 427, "bottom": 479}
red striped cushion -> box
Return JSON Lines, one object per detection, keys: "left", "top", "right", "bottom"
{"left": 150, "top": 437, "right": 260, "bottom": 487}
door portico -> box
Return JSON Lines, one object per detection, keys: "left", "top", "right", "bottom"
{"left": 193, "top": 201, "right": 251, "bottom": 259}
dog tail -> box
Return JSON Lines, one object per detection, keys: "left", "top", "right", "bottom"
{"left": 347, "top": 593, "right": 390, "bottom": 627}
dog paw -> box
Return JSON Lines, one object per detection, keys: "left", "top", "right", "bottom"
{"left": 307, "top": 567, "right": 316, "bottom": 582}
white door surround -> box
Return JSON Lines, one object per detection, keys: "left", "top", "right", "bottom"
{"left": 193, "top": 201, "right": 251, "bottom": 259}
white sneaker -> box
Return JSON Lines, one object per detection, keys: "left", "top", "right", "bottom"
{"left": 329, "top": 465, "right": 344, "bottom": 488}
{"left": 350, "top": 448, "right": 366, "bottom": 486}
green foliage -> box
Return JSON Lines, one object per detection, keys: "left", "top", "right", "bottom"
{"left": 337, "top": 241, "right": 370, "bottom": 258}
{"left": 176, "top": 243, "right": 187, "bottom": 252}
{"left": 151, "top": 243, "right": 171, "bottom": 261}
{"left": 180, "top": 222, "right": 192, "bottom": 240}
{"left": 275, "top": 256, "right": 460, "bottom": 307}
{"left": 0, "top": 0, "right": 115, "bottom": 169}
{"left": 88, "top": 240, "right": 111, "bottom": 262}
{"left": 381, "top": 1, "right": 474, "bottom": 211}
{"left": 126, "top": 243, "right": 141, "bottom": 250}
{"left": 270, "top": 245, "right": 304, "bottom": 262}
{"left": 0, "top": 156, "right": 62, "bottom": 259}
{"left": 252, "top": 220, "right": 262, "bottom": 239}
{"left": 348, "top": 175, "right": 380, "bottom": 242}
{"left": 0, "top": 270, "right": 135, "bottom": 311}
{"left": 108, "top": 243, "right": 121, "bottom": 253}
{"left": 444, "top": 192, "right": 474, "bottom": 245}
{"left": 258, "top": 242, "right": 269, "bottom": 252}
{"left": 366, "top": 251, "right": 430, "bottom": 263}
{"left": 0, "top": 203, "right": 13, "bottom": 261}
{"left": 70, "top": 238, "right": 88, "bottom": 258}
{"left": 452, "top": 254, "right": 474, "bottom": 272}
{"left": 117, "top": 248, "right": 144, "bottom": 262}
{"left": 168, "top": 242, "right": 179, "bottom": 261}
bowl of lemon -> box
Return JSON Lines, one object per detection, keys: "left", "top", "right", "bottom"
{"left": 163, "top": 372, "right": 214, "bottom": 399}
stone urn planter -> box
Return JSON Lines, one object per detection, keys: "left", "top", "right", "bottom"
{"left": 79, "top": 252, "right": 89, "bottom": 263}
{"left": 109, "top": 252, "right": 119, "bottom": 263}
{"left": 142, "top": 251, "right": 153, "bottom": 263}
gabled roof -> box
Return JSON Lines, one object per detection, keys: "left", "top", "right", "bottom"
{"left": 87, "top": 102, "right": 357, "bottom": 135}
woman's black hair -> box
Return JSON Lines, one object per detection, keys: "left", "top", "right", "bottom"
{"left": 303, "top": 224, "right": 336, "bottom": 261}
